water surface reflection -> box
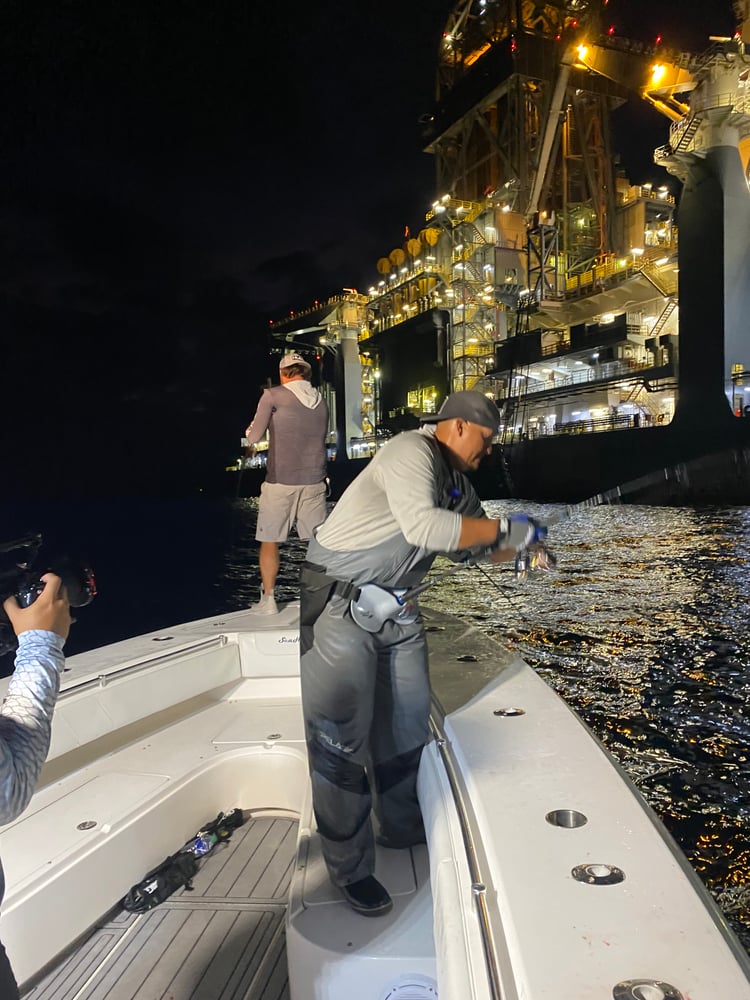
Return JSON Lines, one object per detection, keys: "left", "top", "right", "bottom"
{"left": 423, "top": 502, "right": 750, "bottom": 949}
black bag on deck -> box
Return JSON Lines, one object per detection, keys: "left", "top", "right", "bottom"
{"left": 122, "top": 851, "right": 198, "bottom": 913}
{"left": 121, "top": 808, "right": 244, "bottom": 914}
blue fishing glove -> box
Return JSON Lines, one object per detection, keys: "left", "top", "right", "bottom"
{"left": 493, "top": 514, "right": 547, "bottom": 553}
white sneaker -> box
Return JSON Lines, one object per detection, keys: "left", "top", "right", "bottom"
{"left": 251, "top": 589, "right": 278, "bottom": 615}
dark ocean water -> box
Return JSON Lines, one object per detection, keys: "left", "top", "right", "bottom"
{"left": 0, "top": 496, "right": 306, "bottom": 664}
{"left": 428, "top": 499, "right": 750, "bottom": 953}
{"left": 1, "top": 495, "right": 749, "bottom": 951}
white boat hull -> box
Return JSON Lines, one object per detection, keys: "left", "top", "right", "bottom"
{"left": 0, "top": 604, "right": 747, "bottom": 999}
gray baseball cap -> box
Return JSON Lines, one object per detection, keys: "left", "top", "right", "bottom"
{"left": 420, "top": 390, "right": 501, "bottom": 432}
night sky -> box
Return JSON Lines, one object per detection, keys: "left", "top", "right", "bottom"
{"left": 0, "top": 0, "right": 738, "bottom": 498}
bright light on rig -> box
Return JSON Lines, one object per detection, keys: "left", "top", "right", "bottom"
{"left": 651, "top": 64, "right": 666, "bottom": 86}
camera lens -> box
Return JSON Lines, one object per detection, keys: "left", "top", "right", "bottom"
{"left": 55, "top": 559, "right": 97, "bottom": 607}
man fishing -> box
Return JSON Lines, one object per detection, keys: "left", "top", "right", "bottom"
{"left": 299, "top": 390, "right": 545, "bottom": 916}
{"left": 244, "top": 352, "right": 329, "bottom": 614}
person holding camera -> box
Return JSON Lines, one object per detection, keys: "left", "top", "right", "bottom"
{"left": 0, "top": 574, "right": 71, "bottom": 999}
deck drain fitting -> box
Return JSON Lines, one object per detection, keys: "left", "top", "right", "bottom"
{"left": 572, "top": 863, "right": 625, "bottom": 885}
{"left": 613, "top": 980, "right": 684, "bottom": 1000}
{"left": 152, "top": 635, "right": 173, "bottom": 642}
{"left": 76, "top": 820, "right": 97, "bottom": 831}
{"left": 456, "top": 654, "right": 478, "bottom": 662}
{"left": 545, "top": 809, "right": 588, "bottom": 828}
{"left": 494, "top": 707, "right": 525, "bottom": 717}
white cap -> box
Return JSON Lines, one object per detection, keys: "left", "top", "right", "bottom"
{"left": 279, "top": 352, "right": 311, "bottom": 372}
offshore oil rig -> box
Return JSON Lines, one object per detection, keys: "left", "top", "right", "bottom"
{"left": 239, "top": 0, "right": 750, "bottom": 503}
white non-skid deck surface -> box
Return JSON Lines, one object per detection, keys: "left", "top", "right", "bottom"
{"left": 23, "top": 814, "right": 298, "bottom": 1000}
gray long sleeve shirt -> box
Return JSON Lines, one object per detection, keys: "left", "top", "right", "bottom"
{"left": 0, "top": 629, "right": 65, "bottom": 906}
{"left": 307, "top": 425, "right": 485, "bottom": 589}
{"left": 245, "top": 382, "right": 328, "bottom": 486}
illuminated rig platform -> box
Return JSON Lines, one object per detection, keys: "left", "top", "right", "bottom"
{"left": 235, "top": 0, "right": 750, "bottom": 503}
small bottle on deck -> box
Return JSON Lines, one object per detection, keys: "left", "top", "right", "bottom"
{"left": 191, "top": 832, "right": 218, "bottom": 857}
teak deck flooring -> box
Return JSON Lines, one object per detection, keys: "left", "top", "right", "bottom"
{"left": 24, "top": 814, "right": 297, "bottom": 1000}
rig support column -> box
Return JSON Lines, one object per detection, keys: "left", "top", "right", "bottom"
{"left": 332, "top": 330, "right": 363, "bottom": 460}
{"left": 672, "top": 143, "right": 750, "bottom": 423}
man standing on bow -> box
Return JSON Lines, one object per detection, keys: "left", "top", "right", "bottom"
{"left": 245, "top": 353, "right": 329, "bottom": 614}
{"left": 299, "top": 390, "right": 545, "bottom": 916}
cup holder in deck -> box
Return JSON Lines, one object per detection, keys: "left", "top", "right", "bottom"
{"left": 572, "top": 862, "right": 625, "bottom": 886}
{"left": 613, "top": 980, "right": 684, "bottom": 1000}
{"left": 545, "top": 808, "right": 588, "bottom": 828}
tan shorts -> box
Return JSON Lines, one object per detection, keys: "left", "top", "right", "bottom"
{"left": 256, "top": 481, "right": 328, "bottom": 543}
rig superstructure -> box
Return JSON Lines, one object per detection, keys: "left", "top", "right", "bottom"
{"left": 245, "top": 0, "right": 750, "bottom": 502}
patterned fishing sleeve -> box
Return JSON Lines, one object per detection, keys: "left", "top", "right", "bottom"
{"left": 0, "top": 630, "right": 65, "bottom": 827}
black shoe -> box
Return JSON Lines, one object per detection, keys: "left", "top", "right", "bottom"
{"left": 375, "top": 831, "right": 427, "bottom": 850}
{"left": 340, "top": 876, "right": 393, "bottom": 916}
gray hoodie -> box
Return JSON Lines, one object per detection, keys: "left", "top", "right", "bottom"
{"left": 246, "top": 382, "right": 329, "bottom": 485}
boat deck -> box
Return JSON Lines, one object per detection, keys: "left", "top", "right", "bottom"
{"left": 9, "top": 604, "right": 750, "bottom": 1000}
{"left": 24, "top": 812, "right": 298, "bottom": 1000}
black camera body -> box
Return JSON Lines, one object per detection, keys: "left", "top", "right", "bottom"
{"left": 0, "top": 533, "right": 96, "bottom": 656}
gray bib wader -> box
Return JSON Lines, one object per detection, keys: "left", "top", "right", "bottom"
{"left": 300, "top": 584, "right": 429, "bottom": 887}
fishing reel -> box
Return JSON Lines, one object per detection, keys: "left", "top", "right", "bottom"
{"left": 0, "top": 533, "right": 97, "bottom": 657}
{"left": 514, "top": 541, "right": 557, "bottom": 580}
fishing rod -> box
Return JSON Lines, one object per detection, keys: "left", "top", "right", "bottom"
{"left": 398, "top": 458, "right": 677, "bottom": 602}
{"left": 350, "top": 456, "right": 696, "bottom": 633}
{"left": 414, "top": 457, "right": 704, "bottom": 630}
{"left": 545, "top": 457, "right": 693, "bottom": 525}
{"left": 349, "top": 531, "right": 555, "bottom": 633}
